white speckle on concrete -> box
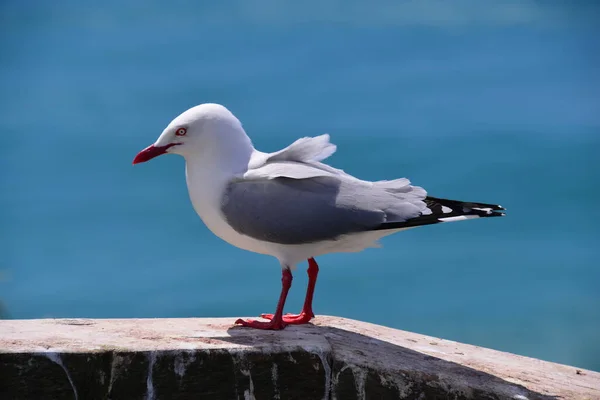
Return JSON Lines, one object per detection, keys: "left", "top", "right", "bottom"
{"left": 329, "top": 363, "right": 372, "bottom": 400}
{"left": 287, "top": 352, "right": 298, "bottom": 364}
{"left": 173, "top": 351, "right": 196, "bottom": 379}
{"left": 240, "top": 368, "right": 255, "bottom": 400}
{"left": 229, "top": 351, "right": 243, "bottom": 398}
{"left": 307, "top": 346, "right": 332, "bottom": 400}
{"left": 271, "top": 363, "right": 280, "bottom": 400}
{"left": 230, "top": 350, "right": 256, "bottom": 400}
{"left": 379, "top": 374, "right": 390, "bottom": 386}
{"left": 329, "top": 362, "right": 365, "bottom": 399}
{"left": 107, "top": 353, "right": 125, "bottom": 396}
{"left": 330, "top": 369, "right": 340, "bottom": 400}
{"left": 351, "top": 365, "right": 367, "bottom": 400}
{"left": 379, "top": 371, "right": 413, "bottom": 397}
{"left": 331, "top": 365, "right": 351, "bottom": 400}
{"left": 145, "top": 352, "right": 156, "bottom": 400}
{"left": 512, "top": 395, "right": 529, "bottom": 400}
{"left": 44, "top": 352, "right": 78, "bottom": 400}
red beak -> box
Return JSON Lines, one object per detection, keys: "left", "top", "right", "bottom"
{"left": 132, "top": 144, "right": 178, "bottom": 165}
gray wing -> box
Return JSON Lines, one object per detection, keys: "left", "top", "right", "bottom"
{"left": 220, "top": 175, "right": 425, "bottom": 245}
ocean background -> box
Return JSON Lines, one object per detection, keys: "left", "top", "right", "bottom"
{"left": 1, "top": 1, "right": 599, "bottom": 371}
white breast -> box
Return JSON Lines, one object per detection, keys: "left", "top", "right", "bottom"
{"left": 184, "top": 160, "right": 276, "bottom": 256}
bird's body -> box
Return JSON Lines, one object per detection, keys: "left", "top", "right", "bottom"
{"left": 185, "top": 137, "right": 419, "bottom": 267}
{"left": 133, "top": 103, "right": 505, "bottom": 329}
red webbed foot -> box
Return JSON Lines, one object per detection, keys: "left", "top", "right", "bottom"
{"left": 234, "top": 318, "right": 287, "bottom": 330}
{"left": 260, "top": 312, "right": 314, "bottom": 325}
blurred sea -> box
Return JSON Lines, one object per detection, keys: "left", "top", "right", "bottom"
{"left": 1, "top": 1, "right": 599, "bottom": 371}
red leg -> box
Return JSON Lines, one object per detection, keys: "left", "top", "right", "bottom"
{"left": 261, "top": 258, "right": 319, "bottom": 324}
{"left": 235, "top": 268, "right": 292, "bottom": 330}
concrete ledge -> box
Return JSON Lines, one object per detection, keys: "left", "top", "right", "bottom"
{"left": 1, "top": 316, "right": 598, "bottom": 399}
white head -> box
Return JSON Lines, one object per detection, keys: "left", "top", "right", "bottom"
{"left": 133, "top": 103, "right": 253, "bottom": 167}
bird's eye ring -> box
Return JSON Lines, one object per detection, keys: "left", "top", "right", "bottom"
{"left": 175, "top": 127, "right": 187, "bottom": 136}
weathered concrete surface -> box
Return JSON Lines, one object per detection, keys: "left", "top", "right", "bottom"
{"left": 0, "top": 316, "right": 598, "bottom": 400}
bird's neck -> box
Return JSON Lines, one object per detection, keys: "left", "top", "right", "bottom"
{"left": 183, "top": 140, "right": 254, "bottom": 224}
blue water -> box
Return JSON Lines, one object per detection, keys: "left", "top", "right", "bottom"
{"left": 1, "top": 1, "right": 599, "bottom": 371}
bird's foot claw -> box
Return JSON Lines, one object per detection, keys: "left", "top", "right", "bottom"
{"left": 260, "top": 312, "right": 314, "bottom": 324}
{"left": 234, "top": 318, "right": 287, "bottom": 330}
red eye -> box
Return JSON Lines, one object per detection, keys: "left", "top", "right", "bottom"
{"left": 175, "top": 127, "right": 187, "bottom": 136}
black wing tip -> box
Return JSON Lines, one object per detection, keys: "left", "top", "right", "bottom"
{"left": 373, "top": 197, "right": 506, "bottom": 231}
{"left": 426, "top": 196, "right": 505, "bottom": 211}
{"left": 438, "top": 208, "right": 506, "bottom": 221}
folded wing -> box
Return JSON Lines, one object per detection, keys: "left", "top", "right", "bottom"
{"left": 221, "top": 174, "right": 427, "bottom": 245}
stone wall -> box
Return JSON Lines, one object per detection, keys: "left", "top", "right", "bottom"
{"left": 1, "top": 316, "right": 598, "bottom": 399}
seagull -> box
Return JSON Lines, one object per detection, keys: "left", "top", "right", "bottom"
{"left": 133, "top": 103, "right": 505, "bottom": 330}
